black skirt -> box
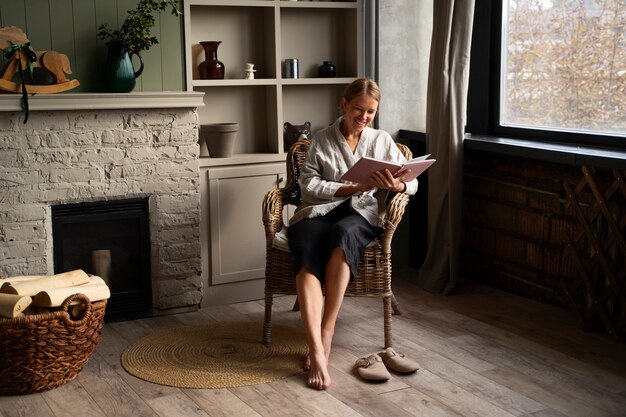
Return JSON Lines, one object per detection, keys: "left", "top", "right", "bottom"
{"left": 287, "top": 202, "right": 383, "bottom": 284}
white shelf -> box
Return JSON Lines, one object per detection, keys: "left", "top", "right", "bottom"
{"left": 199, "top": 152, "right": 286, "bottom": 167}
{"left": 189, "top": 0, "right": 358, "bottom": 8}
{"left": 189, "top": 0, "right": 274, "bottom": 7}
{"left": 280, "top": 77, "right": 356, "bottom": 85}
{"left": 0, "top": 92, "right": 205, "bottom": 112}
{"left": 192, "top": 79, "right": 278, "bottom": 87}
{"left": 279, "top": 1, "right": 358, "bottom": 9}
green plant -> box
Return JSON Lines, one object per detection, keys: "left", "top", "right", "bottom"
{"left": 97, "top": 0, "right": 182, "bottom": 55}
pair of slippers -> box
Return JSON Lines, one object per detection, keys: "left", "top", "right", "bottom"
{"left": 354, "top": 347, "right": 419, "bottom": 381}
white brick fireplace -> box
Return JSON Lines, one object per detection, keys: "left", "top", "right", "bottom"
{"left": 0, "top": 92, "right": 205, "bottom": 314}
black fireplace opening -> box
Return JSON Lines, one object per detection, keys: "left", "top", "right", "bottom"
{"left": 52, "top": 198, "right": 152, "bottom": 321}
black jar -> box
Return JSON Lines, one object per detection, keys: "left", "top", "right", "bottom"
{"left": 318, "top": 61, "right": 336, "bottom": 77}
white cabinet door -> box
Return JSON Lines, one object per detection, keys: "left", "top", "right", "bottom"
{"left": 207, "top": 163, "right": 285, "bottom": 285}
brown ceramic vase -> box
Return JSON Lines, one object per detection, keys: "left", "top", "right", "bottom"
{"left": 198, "top": 41, "right": 225, "bottom": 79}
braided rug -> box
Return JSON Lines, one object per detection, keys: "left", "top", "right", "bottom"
{"left": 121, "top": 322, "right": 307, "bottom": 388}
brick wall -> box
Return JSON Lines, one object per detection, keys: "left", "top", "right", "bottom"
{"left": 0, "top": 108, "right": 202, "bottom": 312}
{"left": 461, "top": 149, "right": 591, "bottom": 307}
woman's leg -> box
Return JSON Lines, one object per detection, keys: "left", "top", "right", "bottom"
{"left": 289, "top": 205, "right": 378, "bottom": 390}
{"left": 316, "top": 214, "right": 380, "bottom": 365}
{"left": 296, "top": 268, "right": 332, "bottom": 390}
{"left": 298, "top": 249, "right": 350, "bottom": 390}
{"left": 320, "top": 248, "right": 351, "bottom": 361}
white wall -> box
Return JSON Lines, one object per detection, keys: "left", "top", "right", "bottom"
{"left": 378, "top": 0, "right": 432, "bottom": 270}
{"left": 378, "top": 0, "right": 432, "bottom": 137}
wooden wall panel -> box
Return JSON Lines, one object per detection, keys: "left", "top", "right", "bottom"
{"left": 73, "top": 1, "right": 100, "bottom": 92}
{"left": 94, "top": 0, "right": 119, "bottom": 92}
{"left": 50, "top": 0, "right": 75, "bottom": 86}
{"left": 24, "top": 0, "right": 51, "bottom": 50}
{"left": 0, "top": 0, "right": 184, "bottom": 92}
{"left": 160, "top": 4, "right": 184, "bottom": 91}
{"left": 140, "top": 18, "right": 163, "bottom": 91}
{"left": 0, "top": 3, "right": 27, "bottom": 34}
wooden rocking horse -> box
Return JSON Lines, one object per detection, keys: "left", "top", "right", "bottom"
{"left": 0, "top": 26, "right": 79, "bottom": 94}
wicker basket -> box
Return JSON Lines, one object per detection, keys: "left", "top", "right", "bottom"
{"left": 0, "top": 293, "right": 107, "bottom": 395}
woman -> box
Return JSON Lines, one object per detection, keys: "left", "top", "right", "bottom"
{"left": 287, "top": 78, "right": 418, "bottom": 390}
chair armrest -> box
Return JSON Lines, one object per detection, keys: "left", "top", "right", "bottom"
{"left": 379, "top": 192, "right": 411, "bottom": 253}
{"left": 262, "top": 188, "right": 286, "bottom": 242}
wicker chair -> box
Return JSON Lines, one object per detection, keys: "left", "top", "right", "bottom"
{"left": 261, "top": 137, "right": 412, "bottom": 348}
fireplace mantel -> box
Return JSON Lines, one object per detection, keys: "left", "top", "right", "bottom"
{"left": 0, "top": 92, "right": 205, "bottom": 112}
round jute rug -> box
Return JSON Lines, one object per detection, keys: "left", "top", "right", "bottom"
{"left": 121, "top": 322, "right": 307, "bottom": 389}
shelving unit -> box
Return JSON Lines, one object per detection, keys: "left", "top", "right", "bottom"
{"left": 183, "top": 0, "right": 364, "bottom": 305}
{"left": 184, "top": 0, "right": 362, "bottom": 161}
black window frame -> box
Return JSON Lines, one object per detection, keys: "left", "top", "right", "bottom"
{"left": 466, "top": 0, "right": 625, "bottom": 151}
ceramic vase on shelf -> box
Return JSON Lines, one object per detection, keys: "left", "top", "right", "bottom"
{"left": 200, "top": 123, "right": 238, "bottom": 157}
{"left": 199, "top": 41, "right": 225, "bottom": 79}
{"left": 318, "top": 60, "right": 336, "bottom": 77}
{"left": 104, "top": 42, "right": 144, "bottom": 92}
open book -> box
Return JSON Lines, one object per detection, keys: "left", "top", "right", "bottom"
{"left": 340, "top": 154, "right": 436, "bottom": 186}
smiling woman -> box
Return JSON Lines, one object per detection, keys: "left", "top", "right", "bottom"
{"left": 282, "top": 78, "right": 419, "bottom": 390}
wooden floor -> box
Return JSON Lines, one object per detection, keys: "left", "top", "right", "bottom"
{"left": 1, "top": 275, "right": 625, "bottom": 417}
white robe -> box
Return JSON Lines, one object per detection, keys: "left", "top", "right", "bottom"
{"left": 290, "top": 117, "right": 418, "bottom": 228}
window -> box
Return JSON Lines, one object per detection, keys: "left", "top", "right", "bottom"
{"left": 467, "top": 0, "right": 625, "bottom": 149}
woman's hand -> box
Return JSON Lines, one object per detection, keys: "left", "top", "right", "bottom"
{"left": 335, "top": 182, "right": 375, "bottom": 196}
{"left": 335, "top": 168, "right": 409, "bottom": 196}
{"left": 371, "top": 169, "right": 408, "bottom": 192}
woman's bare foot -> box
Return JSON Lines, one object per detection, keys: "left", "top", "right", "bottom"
{"left": 304, "top": 336, "right": 331, "bottom": 371}
{"left": 307, "top": 350, "right": 331, "bottom": 390}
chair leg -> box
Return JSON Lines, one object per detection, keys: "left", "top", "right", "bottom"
{"left": 263, "top": 292, "right": 274, "bottom": 347}
{"left": 391, "top": 291, "right": 402, "bottom": 315}
{"left": 383, "top": 295, "right": 393, "bottom": 348}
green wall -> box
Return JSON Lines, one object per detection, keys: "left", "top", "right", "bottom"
{"left": 0, "top": 0, "right": 185, "bottom": 92}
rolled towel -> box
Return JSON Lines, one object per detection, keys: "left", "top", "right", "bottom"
{"left": 0, "top": 275, "right": 50, "bottom": 283}
{"left": 0, "top": 293, "right": 33, "bottom": 318}
{"left": 32, "top": 283, "right": 111, "bottom": 307}
{"left": 0, "top": 270, "right": 90, "bottom": 296}
{"left": 87, "top": 276, "right": 106, "bottom": 286}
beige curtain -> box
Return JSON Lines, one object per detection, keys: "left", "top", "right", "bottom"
{"left": 417, "top": 0, "right": 475, "bottom": 294}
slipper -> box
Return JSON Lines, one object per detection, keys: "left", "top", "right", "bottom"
{"left": 353, "top": 353, "right": 391, "bottom": 381}
{"left": 379, "top": 347, "right": 419, "bottom": 373}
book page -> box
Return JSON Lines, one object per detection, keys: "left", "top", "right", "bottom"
{"left": 408, "top": 154, "right": 431, "bottom": 162}
{"left": 341, "top": 156, "right": 435, "bottom": 186}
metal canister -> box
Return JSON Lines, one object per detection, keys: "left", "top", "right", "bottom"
{"left": 285, "top": 58, "right": 299, "bottom": 79}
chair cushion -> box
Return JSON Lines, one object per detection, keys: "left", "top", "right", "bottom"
{"left": 271, "top": 226, "right": 379, "bottom": 251}
{"left": 272, "top": 227, "right": 291, "bottom": 250}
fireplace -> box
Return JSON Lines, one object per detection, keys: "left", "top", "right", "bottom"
{"left": 52, "top": 198, "right": 151, "bottom": 321}
{"left": 0, "top": 95, "right": 205, "bottom": 317}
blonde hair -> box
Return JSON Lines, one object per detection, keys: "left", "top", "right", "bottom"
{"left": 339, "top": 78, "right": 381, "bottom": 114}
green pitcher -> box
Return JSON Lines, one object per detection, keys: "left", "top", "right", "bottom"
{"left": 104, "top": 42, "right": 144, "bottom": 93}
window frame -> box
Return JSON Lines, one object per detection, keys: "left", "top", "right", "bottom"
{"left": 466, "top": 0, "right": 625, "bottom": 150}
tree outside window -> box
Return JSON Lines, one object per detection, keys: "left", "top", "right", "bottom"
{"left": 501, "top": 0, "right": 625, "bottom": 138}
